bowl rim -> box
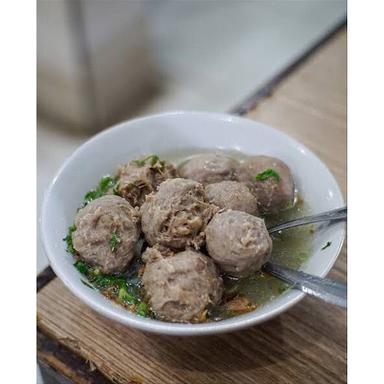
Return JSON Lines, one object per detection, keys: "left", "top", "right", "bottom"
{"left": 41, "top": 110, "right": 345, "bottom": 336}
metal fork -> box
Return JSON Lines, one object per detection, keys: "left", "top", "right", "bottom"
{"left": 267, "top": 206, "right": 347, "bottom": 234}
{"left": 264, "top": 206, "right": 347, "bottom": 308}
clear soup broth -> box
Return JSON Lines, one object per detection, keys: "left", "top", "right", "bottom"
{"left": 70, "top": 148, "right": 314, "bottom": 322}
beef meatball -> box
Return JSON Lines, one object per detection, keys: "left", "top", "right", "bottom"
{"left": 178, "top": 153, "right": 238, "bottom": 185}
{"left": 236, "top": 155, "right": 295, "bottom": 215}
{"left": 140, "top": 178, "right": 217, "bottom": 250}
{"left": 205, "top": 210, "right": 272, "bottom": 277}
{"left": 142, "top": 247, "right": 223, "bottom": 323}
{"left": 72, "top": 195, "right": 140, "bottom": 274}
{"left": 115, "top": 157, "right": 177, "bottom": 207}
{"left": 205, "top": 181, "right": 259, "bottom": 216}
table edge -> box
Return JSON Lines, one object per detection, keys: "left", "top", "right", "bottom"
{"left": 37, "top": 19, "right": 347, "bottom": 383}
{"left": 229, "top": 17, "right": 346, "bottom": 115}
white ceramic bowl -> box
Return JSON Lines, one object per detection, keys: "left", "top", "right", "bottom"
{"left": 41, "top": 111, "right": 345, "bottom": 336}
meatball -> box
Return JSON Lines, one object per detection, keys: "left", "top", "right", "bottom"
{"left": 236, "top": 155, "right": 295, "bottom": 215}
{"left": 140, "top": 178, "right": 217, "bottom": 250}
{"left": 115, "top": 157, "right": 177, "bottom": 207}
{"left": 205, "top": 210, "right": 272, "bottom": 277}
{"left": 178, "top": 153, "right": 238, "bottom": 185}
{"left": 142, "top": 247, "right": 223, "bottom": 323}
{"left": 72, "top": 195, "right": 140, "bottom": 274}
{"left": 205, "top": 181, "right": 259, "bottom": 216}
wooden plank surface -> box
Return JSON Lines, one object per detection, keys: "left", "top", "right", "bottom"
{"left": 37, "top": 28, "right": 347, "bottom": 384}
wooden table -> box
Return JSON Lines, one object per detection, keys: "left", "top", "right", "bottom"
{"left": 37, "top": 25, "right": 347, "bottom": 384}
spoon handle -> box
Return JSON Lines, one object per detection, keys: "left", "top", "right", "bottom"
{"left": 262, "top": 262, "right": 347, "bottom": 308}
{"left": 267, "top": 206, "right": 347, "bottom": 234}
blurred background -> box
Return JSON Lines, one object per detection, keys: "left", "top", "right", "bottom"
{"left": 37, "top": 0, "right": 346, "bottom": 273}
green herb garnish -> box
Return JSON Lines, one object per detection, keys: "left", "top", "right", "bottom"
{"left": 75, "top": 260, "right": 124, "bottom": 289}
{"left": 81, "top": 279, "right": 94, "bottom": 289}
{"left": 255, "top": 168, "right": 281, "bottom": 182}
{"left": 84, "top": 175, "right": 116, "bottom": 204}
{"left": 321, "top": 241, "right": 332, "bottom": 250}
{"left": 277, "top": 283, "right": 291, "bottom": 294}
{"left": 133, "top": 154, "right": 164, "bottom": 170}
{"left": 63, "top": 224, "right": 77, "bottom": 254}
{"left": 136, "top": 301, "right": 149, "bottom": 317}
{"left": 133, "top": 159, "right": 146, "bottom": 166}
{"left": 73, "top": 259, "right": 151, "bottom": 317}
{"left": 74, "top": 260, "right": 89, "bottom": 274}
{"left": 148, "top": 155, "right": 160, "bottom": 166}
{"left": 109, "top": 231, "right": 121, "bottom": 252}
{"left": 118, "top": 286, "right": 135, "bottom": 303}
{"left": 92, "top": 275, "right": 122, "bottom": 289}
{"left": 133, "top": 154, "right": 158, "bottom": 166}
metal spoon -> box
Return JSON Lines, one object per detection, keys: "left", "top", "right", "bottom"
{"left": 267, "top": 206, "right": 347, "bottom": 234}
{"left": 263, "top": 207, "right": 347, "bottom": 307}
{"left": 262, "top": 262, "right": 347, "bottom": 307}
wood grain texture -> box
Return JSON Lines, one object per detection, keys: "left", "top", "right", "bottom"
{"left": 37, "top": 29, "right": 347, "bottom": 384}
{"left": 247, "top": 30, "right": 346, "bottom": 198}
{"left": 37, "top": 330, "right": 112, "bottom": 384}
{"left": 38, "top": 277, "right": 346, "bottom": 384}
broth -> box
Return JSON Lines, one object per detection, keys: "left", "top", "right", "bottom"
{"left": 70, "top": 149, "right": 314, "bottom": 322}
